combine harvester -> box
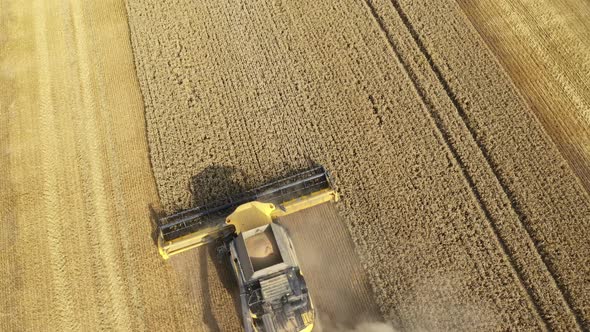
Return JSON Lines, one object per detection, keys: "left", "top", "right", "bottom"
{"left": 157, "top": 166, "right": 339, "bottom": 332}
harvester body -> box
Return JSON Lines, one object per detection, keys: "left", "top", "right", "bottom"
{"left": 229, "top": 208, "right": 314, "bottom": 332}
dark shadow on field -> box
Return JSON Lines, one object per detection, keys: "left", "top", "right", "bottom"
{"left": 147, "top": 204, "right": 165, "bottom": 246}
{"left": 186, "top": 165, "right": 246, "bottom": 330}
{"left": 187, "top": 160, "right": 321, "bottom": 207}
{"left": 146, "top": 165, "right": 248, "bottom": 247}
{"left": 167, "top": 236, "right": 241, "bottom": 331}
{"left": 208, "top": 239, "right": 242, "bottom": 325}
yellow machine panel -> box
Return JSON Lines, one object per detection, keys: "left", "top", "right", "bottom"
{"left": 156, "top": 166, "right": 338, "bottom": 260}
{"left": 226, "top": 201, "right": 275, "bottom": 234}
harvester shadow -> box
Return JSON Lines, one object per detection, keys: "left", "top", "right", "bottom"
{"left": 147, "top": 164, "right": 248, "bottom": 248}
{"left": 190, "top": 165, "right": 246, "bottom": 329}
{"left": 188, "top": 160, "right": 323, "bottom": 207}
{"left": 189, "top": 165, "right": 246, "bottom": 207}
{"left": 210, "top": 240, "right": 242, "bottom": 326}
{"left": 148, "top": 204, "right": 165, "bottom": 247}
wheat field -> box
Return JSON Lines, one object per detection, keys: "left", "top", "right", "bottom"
{"left": 1, "top": 0, "right": 589, "bottom": 331}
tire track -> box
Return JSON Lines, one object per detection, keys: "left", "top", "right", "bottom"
{"left": 0, "top": 18, "right": 20, "bottom": 328}
{"left": 364, "top": 0, "right": 583, "bottom": 329}
{"left": 1, "top": 5, "right": 58, "bottom": 328}
{"left": 83, "top": 1, "right": 151, "bottom": 328}
{"left": 456, "top": 1, "right": 590, "bottom": 327}
{"left": 1, "top": 0, "right": 195, "bottom": 329}
{"left": 32, "top": 0, "right": 78, "bottom": 329}
{"left": 458, "top": 0, "right": 590, "bottom": 194}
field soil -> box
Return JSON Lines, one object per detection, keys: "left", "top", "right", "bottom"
{"left": 126, "top": 0, "right": 590, "bottom": 330}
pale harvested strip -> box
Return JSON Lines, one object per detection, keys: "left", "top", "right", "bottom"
{"left": 457, "top": 0, "right": 590, "bottom": 193}
{"left": 0, "top": 0, "right": 211, "bottom": 330}
{"left": 125, "top": 0, "right": 561, "bottom": 329}
{"left": 382, "top": 0, "right": 590, "bottom": 329}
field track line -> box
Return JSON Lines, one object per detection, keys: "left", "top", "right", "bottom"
{"left": 363, "top": 0, "right": 585, "bottom": 329}
{"left": 32, "top": 0, "right": 79, "bottom": 329}
{"left": 385, "top": 1, "right": 585, "bottom": 328}
{"left": 362, "top": 0, "right": 557, "bottom": 329}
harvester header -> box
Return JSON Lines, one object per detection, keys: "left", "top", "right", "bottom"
{"left": 156, "top": 166, "right": 339, "bottom": 259}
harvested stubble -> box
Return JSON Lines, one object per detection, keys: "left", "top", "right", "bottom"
{"left": 0, "top": 0, "right": 196, "bottom": 331}
{"left": 457, "top": 0, "right": 590, "bottom": 194}
{"left": 126, "top": 0, "right": 590, "bottom": 330}
{"left": 276, "top": 203, "right": 382, "bottom": 329}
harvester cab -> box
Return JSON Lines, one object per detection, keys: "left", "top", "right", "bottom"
{"left": 156, "top": 166, "right": 339, "bottom": 332}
